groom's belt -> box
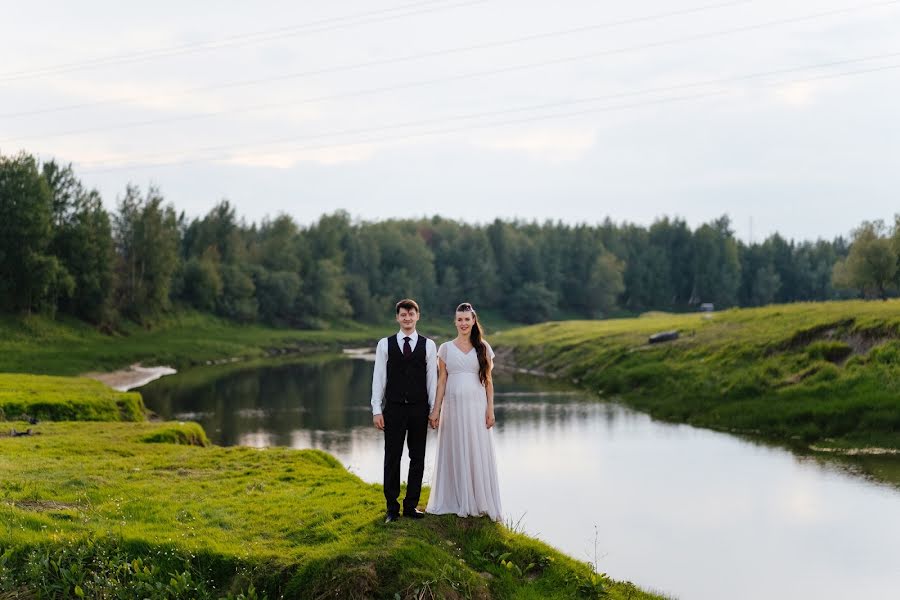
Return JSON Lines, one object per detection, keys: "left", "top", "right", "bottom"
{"left": 385, "top": 392, "right": 428, "bottom": 405}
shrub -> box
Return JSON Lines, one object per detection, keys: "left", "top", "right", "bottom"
{"left": 140, "top": 422, "right": 209, "bottom": 446}
{"left": 1, "top": 538, "right": 265, "bottom": 600}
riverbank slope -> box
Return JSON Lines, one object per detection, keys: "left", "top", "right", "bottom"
{"left": 495, "top": 300, "right": 900, "bottom": 453}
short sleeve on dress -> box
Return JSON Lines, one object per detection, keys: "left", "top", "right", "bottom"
{"left": 438, "top": 342, "right": 449, "bottom": 363}
{"left": 484, "top": 341, "right": 495, "bottom": 360}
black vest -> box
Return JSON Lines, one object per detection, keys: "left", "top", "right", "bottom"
{"left": 385, "top": 334, "right": 428, "bottom": 405}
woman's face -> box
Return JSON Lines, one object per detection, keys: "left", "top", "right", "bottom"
{"left": 455, "top": 311, "right": 475, "bottom": 336}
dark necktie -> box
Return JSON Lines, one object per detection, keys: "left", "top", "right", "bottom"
{"left": 403, "top": 336, "right": 412, "bottom": 358}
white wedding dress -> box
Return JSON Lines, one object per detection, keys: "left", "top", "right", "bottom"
{"left": 426, "top": 341, "right": 502, "bottom": 521}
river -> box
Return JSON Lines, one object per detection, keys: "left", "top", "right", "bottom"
{"left": 141, "top": 355, "right": 900, "bottom": 600}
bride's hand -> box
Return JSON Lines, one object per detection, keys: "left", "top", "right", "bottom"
{"left": 429, "top": 412, "right": 440, "bottom": 429}
{"left": 485, "top": 410, "right": 495, "bottom": 429}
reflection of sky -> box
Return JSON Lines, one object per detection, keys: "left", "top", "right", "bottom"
{"left": 493, "top": 403, "right": 900, "bottom": 600}
{"left": 146, "top": 363, "right": 900, "bottom": 600}
{"left": 279, "top": 427, "right": 441, "bottom": 487}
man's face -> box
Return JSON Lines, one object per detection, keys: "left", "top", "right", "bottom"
{"left": 397, "top": 308, "right": 419, "bottom": 332}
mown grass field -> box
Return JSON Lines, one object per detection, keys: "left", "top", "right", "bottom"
{"left": 0, "top": 421, "right": 666, "bottom": 600}
{"left": 495, "top": 300, "right": 900, "bottom": 451}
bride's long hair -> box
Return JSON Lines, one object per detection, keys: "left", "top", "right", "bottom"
{"left": 457, "top": 302, "right": 490, "bottom": 385}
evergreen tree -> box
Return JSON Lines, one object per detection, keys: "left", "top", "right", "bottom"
{"left": 691, "top": 216, "right": 741, "bottom": 307}
{"left": 113, "top": 185, "right": 180, "bottom": 320}
{"left": 43, "top": 161, "right": 115, "bottom": 322}
{"left": 0, "top": 154, "right": 73, "bottom": 314}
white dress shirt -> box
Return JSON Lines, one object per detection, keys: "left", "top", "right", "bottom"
{"left": 371, "top": 330, "right": 437, "bottom": 416}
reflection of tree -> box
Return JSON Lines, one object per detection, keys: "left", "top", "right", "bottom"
{"left": 144, "top": 387, "right": 173, "bottom": 420}
{"left": 140, "top": 357, "right": 608, "bottom": 448}
{"left": 218, "top": 373, "right": 262, "bottom": 445}
{"left": 141, "top": 358, "right": 378, "bottom": 445}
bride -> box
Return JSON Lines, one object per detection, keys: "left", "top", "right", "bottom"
{"left": 426, "top": 302, "right": 502, "bottom": 521}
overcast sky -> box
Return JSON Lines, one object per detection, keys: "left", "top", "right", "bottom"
{"left": 1, "top": 0, "right": 898, "bottom": 242}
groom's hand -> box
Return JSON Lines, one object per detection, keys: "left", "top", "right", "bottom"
{"left": 373, "top": 415, "right": 385, "bottom": 430}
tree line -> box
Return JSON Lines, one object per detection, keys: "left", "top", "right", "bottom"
{"left": 1, "top": 152, "right": 897, "bottom": 327}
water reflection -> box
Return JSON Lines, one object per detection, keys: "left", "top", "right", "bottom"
{"left": 145, "top": 358, "right": 374, "bottom": 446}
{"left": 141, "top": 357, "right": 900, "bottom": 600}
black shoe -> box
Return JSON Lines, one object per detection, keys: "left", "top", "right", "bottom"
{"left": 403, "top": 508, "right": 425, "bottom": 519}
{"left": 385, "top": 512, "right": 400, "bottom": 523}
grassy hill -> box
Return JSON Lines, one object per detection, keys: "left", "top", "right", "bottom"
{"left": 495, "top": 300, "right": 900, "bottom": 452}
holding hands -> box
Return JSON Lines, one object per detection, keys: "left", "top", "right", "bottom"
{"left": 429, "top": 411, "right": 440, "bottom": 429}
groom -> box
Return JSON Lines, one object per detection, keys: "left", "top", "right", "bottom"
{"left": 371, "top": 298, "right": 437, "bottom": 523}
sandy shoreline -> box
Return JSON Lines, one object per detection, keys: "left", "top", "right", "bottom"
{"left": 342, "top": 348, "right": 376, "bottom": 361}
{"left": 84, "top": 364, "right": 177, "bottom": 391}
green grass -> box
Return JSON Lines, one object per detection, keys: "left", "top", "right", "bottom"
{"left": 0, "top": 310, "right": 500, "bottom": 378}
{"left": 10, "top": 302, "right": 895, "bottom": 595}
{"left": 0, "top": 421, "right": 666, "bottom": 600}
{"left": 0, "top": 311, "right": 394, "bottom": 377}
{"left": 496, "top": 300, "right": 900, "bottom": 452}
{"left": 0, "top": 374, "right": 144, "bottom": 422}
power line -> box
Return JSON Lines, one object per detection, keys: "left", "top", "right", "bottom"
{"left": 0, "top": 0, "right": 487, "bottom": 83}
{"left": 5, "top": 49, "right": 900, "bottom": 147}
{"left": 3, "top": 0, "right": 895, "bottom": 122}
{"left": 73, "top": 61, "right": 900, "bottom": 173}
{"left": 1, "top": 0, "right": 755, "bottom": 119}
{"left": 74, "top": 90, "right": 732, "bottom": 173}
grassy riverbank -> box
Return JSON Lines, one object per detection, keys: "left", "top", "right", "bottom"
{"left": 0, "top": 308, "right": 484, "bottom": 378}
{"left": 0, "top": 312, "right": 391, "bottom": 377}
{"left": 0, "top": 374, "right": 144, "bottom": 422}
{"left": 0, "top": 420, "right": 665, "bottom": 599}
{"left": 495, "top": 300, "right": 900, "bottom": 452}
{"left": 0, "top": 312, "right": 666, "bottom": 598}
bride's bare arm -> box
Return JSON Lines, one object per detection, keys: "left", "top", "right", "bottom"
{"left": 485, "top": 357, "right": 495, "bottom": 429}
{"left": 430, "top": 358, "right": 447, "bottom": 427}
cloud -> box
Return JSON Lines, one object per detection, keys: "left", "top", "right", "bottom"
{"left": 773, "top": 81, "right": 817, "bottom": 107}
{"left": 33, "top": 76, "right": 324, "bottom": 125}
{"left": 473, "top": 128, "right": 597, "bottom": 162}
{"left": 223, "top": 143, "right": 378, "bottom": 168}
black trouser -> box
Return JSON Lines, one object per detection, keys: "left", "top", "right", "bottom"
{"left": 382, "top": 401, "right": 429, "bottom": 515}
